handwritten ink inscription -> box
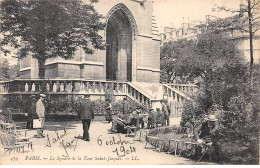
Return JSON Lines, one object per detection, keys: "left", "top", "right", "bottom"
{"left": 112, "top": 146, "right": 136, "bottom": 157}
{"left": 45, "top": 128, "right": 70, "bottom": 147}
{"left": 45, "top": 128, "right": 79, "bottom": 156}
{"left": 14, "top": 129, "right": 139, "bottom": 163}
{"left": 97, "top": 135, "right": 136, "bottom": 157}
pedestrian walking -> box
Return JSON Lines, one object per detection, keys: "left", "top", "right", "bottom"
{"left": 35, "top": 94, "right": 46, "bottom": 138}
{"left": 78, "top": 94, "right": 94, "bottom": 141}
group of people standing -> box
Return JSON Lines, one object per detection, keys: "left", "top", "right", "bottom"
{"left": 110, "top": 98, "right": 171, "bottom": 133}
{"left": 23, "top": 93, "right": 220, "bottom": 160}
{"left": 23, "top": 94, "right": 171, "bottom": 142}
{"left": 148, "top": 100, "right": 171, "bottom": 128}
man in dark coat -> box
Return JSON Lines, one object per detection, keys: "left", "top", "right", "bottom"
{"left": 194, "top": 115, "right": 220, "bottom": 161}
{"left": 156, "top": 108, "right": 165, "bottom": 127}
{"left": 161, "top": 100, "right": 170, "bottom": 126}
{"left": 25, "top": 95, "right": 37, "bottom": 129}
{"left": 122, "top": 97, "right": 130, "bottom": 115}
{"left": 78, "top": 95, "right": 94, "bottom": 141}
{"left": 148, "top": 108, "right": 158, "bottom": 129}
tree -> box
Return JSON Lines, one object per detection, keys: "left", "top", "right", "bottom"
{"left": 209, "top": 0, "right": 260, "bottom": 87}
{"left": 0, "top": 59, "right": 10, "bottom": 81}
{"left": 160, "top": 39, "right": 197, "bottom": 83}
{"left": 161, "top": 31, "right": 247, "bottom": 113}
{"left": 0, "top": 0, "right": 105, "bottom": 78}
{"left": 160, "top": 32, "right": 244, "bottom": 86}
{"left": 0, "top": 58, "right": 20, "bottom": 80}
{"left": 177, "top": 32, "right": 259, "bottom": 164}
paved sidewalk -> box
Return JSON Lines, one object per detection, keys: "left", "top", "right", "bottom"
{"left": 0, "top": 121, "right": 212, "bottom": 165}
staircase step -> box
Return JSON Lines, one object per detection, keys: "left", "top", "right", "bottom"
{"left": 130, "top": 82, "right": 164, "bottom": 100}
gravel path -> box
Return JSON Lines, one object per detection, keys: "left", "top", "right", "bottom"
{"left": 1, "top": 121, "right": 213, "bottom": 165}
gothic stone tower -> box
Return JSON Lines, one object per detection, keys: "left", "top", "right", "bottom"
{"left": 19, "top": 0, "right": 161, "bottom": 83}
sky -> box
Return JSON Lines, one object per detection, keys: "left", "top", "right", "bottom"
{"left": 153, "top": 0, "right": 243, "bottom": 32}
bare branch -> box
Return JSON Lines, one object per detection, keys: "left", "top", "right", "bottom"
{"left": 251, "top": 0, "right": 260, "bottom": 10}
{"left": 232, "top": 27, "right": 249, "bottom": 33}
{"left": 252, "top": 21, "right": 260, "bottom": 27}
{"left": 252, "top": 27, "right": 260, "bottom": 36}
{"left": 240, "top": 26, "right": 249, "bottom": 32}
{"left": 252, "top": 16, "right": 260, "bottom": 21}
{"left": 215, "top": 5, "right": 246, "bottom": 13}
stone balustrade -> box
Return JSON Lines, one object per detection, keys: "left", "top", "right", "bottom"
{"left": 162, "top": 84, "right": 196, "bottom": 118}
{"left": 0, "top": 79, "right": 197, "bottom": 113}
{"left": 167, "top": 84, "right": 198, "bottom": 97}
{"left": 0, "top": 79, "right": 128, "bottom": 95}
{"left": 0, "top": 79, "right": 154, "bottom": 107}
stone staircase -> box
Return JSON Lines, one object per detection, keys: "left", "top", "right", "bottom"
{"left": 129, "top": 82, "right": 197, "bottom": 118}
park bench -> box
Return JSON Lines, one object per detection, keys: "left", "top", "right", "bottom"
{"left": 16, "top": 129, "right": 29, "bottom": 137}
{"left": 0, "top": 133, "right": 25, "bottom": 154}
{"left": 0, "top": 120, "right": 28, "bottom": 136}
{"left": 0, "top": 115, "right": 14, "bottom": 133}
{"left": 0, "top": 132, "right": 33, "bottom": 154}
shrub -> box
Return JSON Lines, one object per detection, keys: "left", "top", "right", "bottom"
{"left": 112, "top": 99, "right": 149, "bottom": 115}
{"left": 92, "top": 100, "right": 106, "bottom": 115}
{"left": 181, "top": 90, "right": 259, "bottom": 164}
{"left": 181, "top": 88, "right": 213, "bottom": 131}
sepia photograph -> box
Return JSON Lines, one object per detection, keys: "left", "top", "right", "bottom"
{"left": 0, "top": 0, "right": 259, "bottom": 165}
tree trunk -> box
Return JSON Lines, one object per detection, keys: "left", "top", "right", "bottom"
{"left": 38, "top": 59, "right": 45, "bottom": 79}
{"left": 248, "top": 0, "right": 254, "bottom": 87}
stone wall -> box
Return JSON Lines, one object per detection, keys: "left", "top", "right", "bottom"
{"left": 82, "top": 64, "right": 105, "bottom": 80}
{"left": 136, "top": 35, "right": 160, "bottom": 83}
{"left": 58, "top": 64, "right": 81, "bottom": 79}
{"left": 45, "top": 64, "right": 58, "bottom": 78}
{"left": 19, "top": 69, "right": 31, "bottom": 79}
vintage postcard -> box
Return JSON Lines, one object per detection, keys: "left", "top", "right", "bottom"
{"left": 0, "top": 0, "right": 259, "bottom": 165}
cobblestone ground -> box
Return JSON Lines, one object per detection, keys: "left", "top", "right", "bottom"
{"left": 1, "top": 121, "right": 215, "bottom": 165}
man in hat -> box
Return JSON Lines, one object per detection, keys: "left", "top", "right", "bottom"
{"left": 35, "top": 94, "right": 46, "bottom": 138}
{"left": 78, "top": 94, "right": 94, "bottom": 141}
{"left": 194, "top": 115, "right": 220, "bottom": 161}
{"left": 25, "top": 95, "right": 37, "bottom": 129}
{"left": 157, "top": 107, "right": 165, "bottom": 127}
{"left": 148, "top": 107, "right": 158, "bottom": 129}
{"left": 161, "top": 100, "right": 170, "bottom": 126}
